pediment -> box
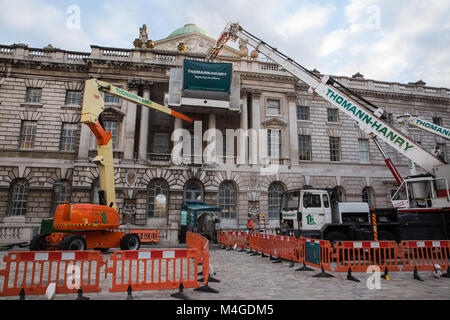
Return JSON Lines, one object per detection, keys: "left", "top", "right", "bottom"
{"left": 261, "top": 117, "right": 288, "bottom": 128}
{"left": 154, "top": 33, "right": 240, "bottom": 58}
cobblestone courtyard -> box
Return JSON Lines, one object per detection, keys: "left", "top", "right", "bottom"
{"left": 0, "top": 244, "right": 449, "bottom": 300}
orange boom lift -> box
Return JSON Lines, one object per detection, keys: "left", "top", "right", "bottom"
{"left": 30, "top": 79, "right": 194, "bottom": 251}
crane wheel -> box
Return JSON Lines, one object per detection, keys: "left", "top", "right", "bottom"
{"left": 60, "top": 235, "right": 87, "bottom": 251}
{"left": 120, "top": 233, "right": 141, "bottom": 250}
{"left": 29, "top": 233, "right": 49, "bottom": 251}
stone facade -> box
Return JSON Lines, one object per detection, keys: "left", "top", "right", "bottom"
{"left": 0, "top": 25, "right": 449, "bottom": 244}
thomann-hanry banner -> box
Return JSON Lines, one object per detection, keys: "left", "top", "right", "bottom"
{"left": 183, "top": 59, "right": 232, "bottom": 92}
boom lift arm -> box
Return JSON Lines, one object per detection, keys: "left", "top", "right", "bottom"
{"left": 81, "top": 79, "right": 195, "bottom": 211}
{"left": 398, "top": 113, "right": 450, "bottom": 141}
{"left": 207, "top": 23, "right": 444, "bottom": 175}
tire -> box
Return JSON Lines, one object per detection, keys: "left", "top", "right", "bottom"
{"left": 29, "top": 233, "right": 49, "bottom": 251}
{"left": 120, "top": 233, "right": 140, "bottom": 250}
{"left": 60, "top": 235, "right": 86, "bottom": 251}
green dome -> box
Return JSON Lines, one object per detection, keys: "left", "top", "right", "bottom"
{"left": 168, "top": 23, "right": 211, "bottom": 38}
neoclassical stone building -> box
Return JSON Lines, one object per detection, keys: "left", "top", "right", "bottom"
{"left": 0, "top": 24, "right": 449, "bottom": 244}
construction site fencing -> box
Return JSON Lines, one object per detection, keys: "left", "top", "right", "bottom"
{"left": 0, "top": 251, "right": 105, "bottom": 296}
{"left": 399, "top": 240, "right": 450, "bottom": 272}
{"left": 129, "top": 230, "right": 160, "bottom": 243}
{"left": 334, "top": 241, "right": 400, "bottom": 273}
{"left": 186, "top": 232, "right": 210, "bottom": 286}
{"left": 106, "top": 248, "right": 200, "bottom": 292}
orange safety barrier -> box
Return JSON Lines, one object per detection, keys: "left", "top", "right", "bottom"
{"left": 334, "top": 241, "right": 400, "bottom": 272}
{"left": 399, "top": 240, "right": 450, "bottom": 272}
{"left": 130, "top": 230, "right": 160, "bottom": 243}
{"left": 185, "top": 232, "right": 212, "bottom": 286}
{"left": 299, "top": 237, "right": 334, "bottom": 272}
{"left": 270, "top": 235, "right": 298, "bottom": 262}
{"left": 0, "top": 251, "right": 105, "bottom": 296}
{"left": 106, "top": 248, "right": 200, "bottom": 292}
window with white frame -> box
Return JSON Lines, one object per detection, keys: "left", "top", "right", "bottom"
{"left": 65, "top": 90, "right": 82, "bottom": 105}
{"left": 268, "top": 182, "right": 285, "bottom": 219}
{"left": 327, "top": 108, "right": 339, "bottom": 122}
{"left": 19, "top": 121, "right": 37, "bottom": 149}
{"left": 104, "top": 93, "right": 120, "bottom": 104}
{"left": 148, "top": 179, "right": 169, "bottom": 218}
{"left": 60, "top": 123, "right": 78, "bottom": 151}
{"left": 25, "top": 88, "right": 42, "bottom": 103}
{"left": 103, "top": 121, "right": 118, "bottom": 149}
{"left": 298, "top": 135, "right": 312, "bottom": 161}
{"left": 329, "top": 137, "right": 341, "bottom": 162}
{"left": 268, "top": 129, "right": 281, "bottom": 158}
{"left": 297, "top": 106, "right": 310, "bottom": 121}
{"left": 219, "top": 181, "right": 237, "bottom": 219}
{"left": 358, "top": 139, "right": 369, "bottom": 163}
{"left": 9, "top": 179, "right": 28, "bottom": 216}
{"left": 266, "top": 99, "right": 280, "bottom": 115}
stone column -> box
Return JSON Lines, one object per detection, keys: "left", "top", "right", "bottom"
{"left": 287, "top": 92, "right": 299, "bottom": 166}
{"left": 138, "top": 82, "right": 153, "bottom": 161}
{"left": 123, "top": 79, "right": 139, "bottom": 161}
{"left": 249, "top": 90, "right": 261, "bottom": 165}
{"left": 239, "top": 89, "right": 249, "bottom": 165}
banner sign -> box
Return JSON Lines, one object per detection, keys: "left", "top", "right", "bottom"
{"left": 304, "top": 241, "right": 321, "bottom": 265}
{"left": 183, "top": 59, "right": 232, "bottom": 92}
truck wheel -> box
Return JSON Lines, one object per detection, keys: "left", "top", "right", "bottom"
{"left": 60, "top": 235, "right": 86, "bottom": 251}
{"left": 120, "top": 233, "right": 140, "bottom": 250}
{"left": 29, "top": 233, "right": 49, "bottom": 251}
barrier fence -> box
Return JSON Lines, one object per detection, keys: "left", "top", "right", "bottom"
{"left": 0, "top": 233, "right": 215, "bottom": 298}
{"left": 217, "top": 230, "right": 450, "bottom": 276}
{"left": 129, "top": 230, "right": 160, "bottom": 243}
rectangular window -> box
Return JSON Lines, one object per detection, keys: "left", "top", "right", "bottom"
{"left": 329, "top": 137, "right": 341, "bottom": 162}
{"left": 103, "top": 121, "right": 118, "bottom": 149}
{"left": 297, "top": 106, "right": 310, "bottom": 121}
{"left": 65, "top": 90, "right": 82, "bottom": 105}
{"left": 298, "top": 135, "right": 312, "bottom": 161}
{"left": 268, "top": 129, "right": 281, "bottom": 158}
{"left": 153, "top": 133, "right": 170, "bottom": 154}
{"left": 19, "top": 121, "right": 37, "bottom": 149}
{"left": 358, "top": 139, "right": 369, "bottom": 163}
{"left": 25, "top": 88, "right": 42, "bottom": 103}
{"left": 266, "top": 99, "right": 280, "bottom": 115}
{"left": 104, "top": 93, "right": 120, "bottom": 104}
{"left": 327, "top": 108, "right": 339, "bottom": 122}
{"left": 60, "top": 123, "right": 78, "bottom": 151}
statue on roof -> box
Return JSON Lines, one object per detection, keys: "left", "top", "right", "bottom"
{"left": 133, "top": 24, "right": 155, "bottom": 50}
{"left": 239, "top": 39, "right": 248, "bottom": 57}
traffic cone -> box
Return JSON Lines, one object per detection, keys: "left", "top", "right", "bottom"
{"left": 346, "top": 268, "right": 360, "bottom": 282}
{"left": 127, "top": 285, "right": 133, "bottom": 300}
{"left": 381, "top": 268, "right": 390, "bottom": 280}
{"left": 413, "top": 267, "right": 424, "bottom": 281}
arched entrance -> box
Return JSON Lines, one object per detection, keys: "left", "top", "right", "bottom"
{"left": 183, "top": 179, "right": 203, "bottom": 202}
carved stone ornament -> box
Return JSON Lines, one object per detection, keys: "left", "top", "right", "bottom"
{"left": 249, "top": 174, "right": 258, "bottom": 187}
{"left": 248, "top": 201, "right": 260, "bottom": 216}
{"left": 133, "top": 24, "right": 155, "bottom": 50}
{"left": 122, "top": 199, "right": 136, "bottom": 225}
{"left": 126, "top": 169, "right": 137, "bottom": 186}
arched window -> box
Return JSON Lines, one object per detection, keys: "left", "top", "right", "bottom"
{"left": 362, "top": 187, "right": 374, "bottom": 206}
{"left": 51, "top": 180, "right": 71, "bottom": 213}
{"left": 268, "top": 182, "right": 285, "bottom": 219}
{"left": 219, "top": 181, "right": 237, "bottom": 219}
{"left": 91, "top": 179, "right": 100, "bottom": 204}
{"left": 184, "top": 179, "right": 203, "bottom": 202}
{"left": 148, "top": 179, "right": 169, "bottom": 218}
{"left": 9, "top": 179, "right": 28, "bottom": 216}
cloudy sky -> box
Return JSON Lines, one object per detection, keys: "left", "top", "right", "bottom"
{"left": 0, "top": 0, "right": 449, "bottom": 87}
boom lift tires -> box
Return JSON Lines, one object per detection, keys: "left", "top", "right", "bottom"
{"left": 120, "top": 233, "right": 140, "bottom": 250}
{"left": 59, "top": 235, "right": 87, "bottom": 251}
{"left": 29, "top": 233, "right": 50, "bottom": 251}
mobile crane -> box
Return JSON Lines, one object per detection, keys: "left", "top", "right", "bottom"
{"left": 30, "top": 79, "right": 195, "bottom": 251}
{"left": 207, "top": 23, "right": 450, "bottom": 241}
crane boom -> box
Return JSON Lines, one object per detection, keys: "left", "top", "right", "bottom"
{"left": 81, "top": 79, "right": 194, "bottom": 210}
{"left": 208, "top": 23, "right": 444, "bottom": 174}
{"left": 399, "top": 113, "right": 450, "bottom": 141}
